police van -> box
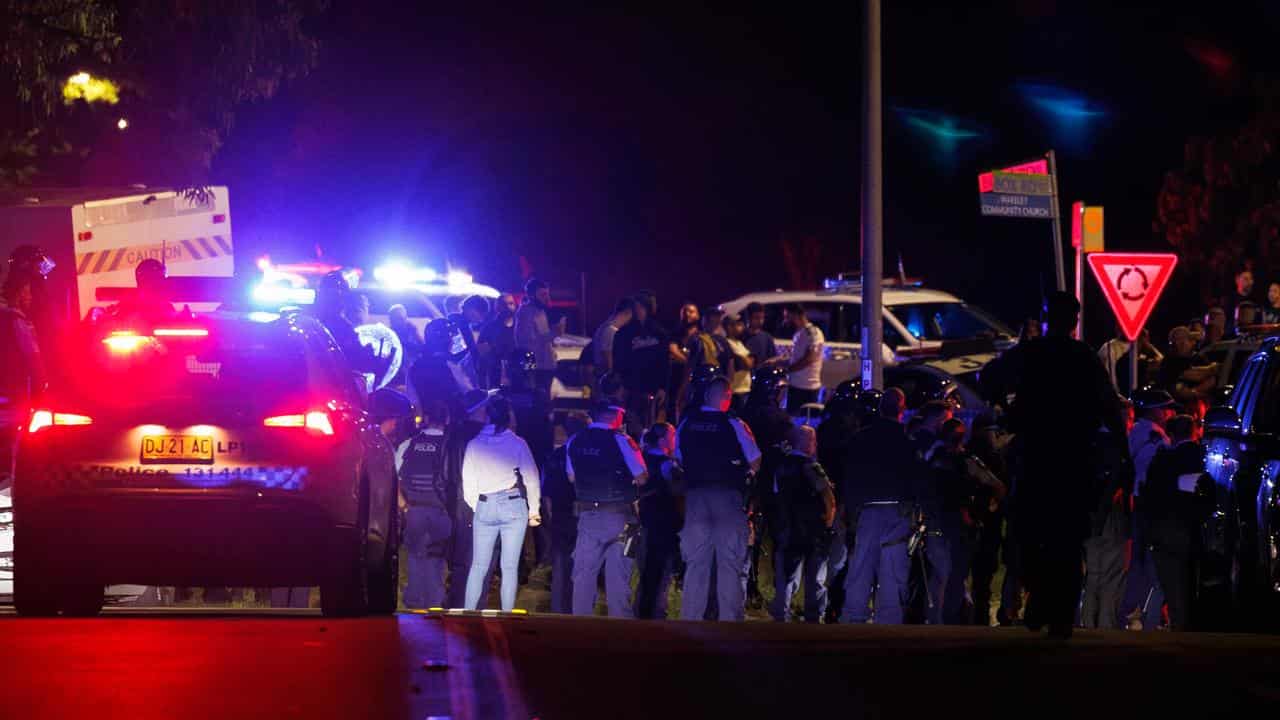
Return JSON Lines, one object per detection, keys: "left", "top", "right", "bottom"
{"left": 719, "top": 274, "right": 1015, "bottom": 397}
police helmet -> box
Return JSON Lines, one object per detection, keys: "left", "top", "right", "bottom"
{"left": 369, "top": 388, "right": 414, "bottom": 423}
{"left": 424, "top": 318, "right": 457, "bottom": 354}
{"left": 690, "top": 364, "right": 724, "bottom": 385}
{"left": 832, "top": 379, "right": 862, "bottom": 402}
{"left": 8, "top": 245, "right": 55, "bottom": 278}
{"left": 509, "top": 347, "right": 537, "bottom": 372}
{"left": 1132, "top": 388, "right": 1176, "bottom": 413}
{"left": 855, "top": 389, "right": 884, "bottom": 419}
{"left": 750, "top": 365, "right": 788, "bottom": 393}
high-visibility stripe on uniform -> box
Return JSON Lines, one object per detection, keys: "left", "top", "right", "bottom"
{"left": 76, "top": 235, "right": 233, "bottom": 276}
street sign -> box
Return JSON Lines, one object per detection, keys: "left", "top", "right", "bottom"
{"left": 1071, "top": 203, "right": 1104, "bottom": 251}
{"left": 991, "top": 171, "right": 1053, "bottom": 196}
{"left": 979, "top": 193, "right": 1055, "bottom": 218}
{"left": 977, "top": 159, "right": 1050, "bottom": 192}
{"left": 1087, "top": 253, "right": 1178, "bottom": 341}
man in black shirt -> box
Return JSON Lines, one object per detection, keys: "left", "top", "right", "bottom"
{"left": 613, "top": 293, "right": 671, "bottom": 428}
{"left": 1157, "top": 326, "right": 1216, "bottom": 404}
{"left": 1144, "top": 415, "right": 1213, "bottom": 631}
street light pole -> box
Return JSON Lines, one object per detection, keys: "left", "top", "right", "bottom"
{"left": 860, "top": 0, "right": 884, "bottom": 391}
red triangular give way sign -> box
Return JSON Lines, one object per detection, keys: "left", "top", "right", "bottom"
{"left": 1087, "top": 253, "right": 1178, "bottom": 341}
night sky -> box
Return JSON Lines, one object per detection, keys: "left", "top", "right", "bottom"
{"left": 193, "top": 2, "right": 1280, "bottom": 338}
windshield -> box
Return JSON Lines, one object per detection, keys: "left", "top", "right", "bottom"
{"left": 889, "top": 302, "right": 1011, "bottom": 342}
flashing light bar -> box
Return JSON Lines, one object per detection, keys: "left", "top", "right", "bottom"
{"left": 253, "top": 283, "right": 316, "bottom": 306}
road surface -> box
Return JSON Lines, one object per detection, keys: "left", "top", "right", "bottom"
{"left": 2, "top": 609, "right": 1279, "bottom": 719}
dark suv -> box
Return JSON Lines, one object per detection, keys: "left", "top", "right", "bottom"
{"left": 1202, "top": 337, "right": 1280, "bottom": 627}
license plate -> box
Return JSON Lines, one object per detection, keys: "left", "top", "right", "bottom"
{"left": 140, "top": 435, "right": 214, "bottom": 464}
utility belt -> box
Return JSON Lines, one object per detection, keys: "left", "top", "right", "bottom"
{"left": 575, "top": 500, "right": 634, "bottom": 515}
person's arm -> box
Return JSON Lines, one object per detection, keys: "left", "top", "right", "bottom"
{"left": 12, "top": 316, "right": 46, "bottom": 393}
{"left": 616, "top": 434, "right": 649, "bottom": 486}
{"left": 517, "top": 437, "right": 542, "bottom": 522}
{"left": 461, "top": 441, "right": 480, "bottom": 511}
{"left": 730, "top": 417, "right": 763, "bottom": 473}
{"left": 808, "top": 461, "right": 837, "bottom": 527}
{"left": 669, "top": 339, "right": 688, "bottom": 364}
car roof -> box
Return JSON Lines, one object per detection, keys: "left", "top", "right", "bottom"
{"left": 720, "top": 287, "right": 963, "bottom": 309}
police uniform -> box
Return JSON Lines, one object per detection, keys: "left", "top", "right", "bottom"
{"left": 543, "top": 442, "right": 577, "bottom": 614}
{"left": 770, "top": 451, "right": 833, "bottom": 623}
{"left": 676, "top": 406, "right": 762, "bottom": 621}
{"left": 1144, "top": 439, "right": 1212, "bottom": 631}
{"left": 840, "top": 416, "right": 936, "bottom": 624}
{"left": 636, "top": 449, "right": 682, "bottom": 619}
{"left": 567, "top": 424, "right": 647, "bottom": 617}
{"left": 743, "top": 399, "right": 793, "bottom": 606}
{"left": 398, "top": 426, "right": 454, "bottom": 609}
{"left": 816, "top": 409, "right": 856, "bottom": 622}
{"left": 1121, "top": 409, "right": 1171, "bottom": 630}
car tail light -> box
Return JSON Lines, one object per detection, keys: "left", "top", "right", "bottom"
{"left": 28, "top": 410, "right": 93, "bottom": 434}
{"left": 263, "top": 411, "right": 335, "bottom": 436}
{"left": 102, "top": 331, "right": 151, "bottom": 353}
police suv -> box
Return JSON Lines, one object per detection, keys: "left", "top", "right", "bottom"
{"left": 12, "top": 310, "right": 400, "bottom": 617}
{"left": 720, "top": 274, "right": 1015, "bottom": 396}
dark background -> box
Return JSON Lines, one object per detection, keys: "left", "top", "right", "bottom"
{"left": 98, "top": 2, "right": 1280, "bottom": 340}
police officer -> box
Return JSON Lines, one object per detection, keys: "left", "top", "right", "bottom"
{"left": 685, "top": 363, "right": 724, "bottom": 414}
{"left": 1, "top": 267, "right": 47, "bottom": 487}
{"left": 770, "top": 424, "right": 836, "bottom": 623}
{"left": 817, "top": 379, "right": 860, "bottom": 622}
{"left": 444, "top": 389, "right": 495, "bottom": 609}
{"left": 567, "top": 402, "right": 648, "bottom": 617}
{"left": 840, "top": 389, "right": 936, "bottom": 624}
{"left": 392, "top": 391, "right": 455, "bottom": 610}
{"left": 1143, "top": 414, "right": 1212, "bottom": 631}
{"left": 543, "top": 412, "right": 588, "bottom": 614}
{"left": 411, "top": 318, "right": 474, "bottom": 420}
{"left": 742, "top": 365, "right": 795, "bottom": 607}
{"left": 636, "top": 422, "right": 683, "bottom": 619}
{"left": 314, "top": 270, "right": 389, "bottom": 377}
{"left": 503, "top": 347, "right": 554, "bottom": 572}
{"left": 676, "top": 375, "right": 762, "bottom": 621}
{"left": 1120, "top": 388, "right": 1175, "bottom": 630}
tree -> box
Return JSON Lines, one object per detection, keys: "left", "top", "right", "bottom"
{"left": 0, "top": 0, "right": 326, "bottom": 189}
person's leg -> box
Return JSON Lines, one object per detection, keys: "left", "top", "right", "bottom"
{"left": 1152, "top": 548, "right": 1190, "bottom": 631}
{"left": 971, "top": 523, "right": 1000, "bottom": 626}
{"left": 550, "top": 518, "right": 576, "bottom": 614}
{"left": 402, "top": 506, "right": 429, "bottom": 609}
{"left": 712, "top": 490, "right": 750, "bottom": 621}
{"left": 771, "top": 545, "right": 803, "bottom": 622}
{"left": 841, "top": 508, "right": 883, "bottom": 624}
{"left": 464, "top": 502, "right": 501, "bottom": 610}
{"left": 422, "top": 506, "right": 453, "bottom": 608}
{"left": 448, "top": 503, "right": 482, "bottom": 609}
{"left": 601, "top": 514, "right": 636, "bottom": 618}
{"left": 925, "top": 536, "right": 951, "bottom": 626}
{"left": 571, "top": 511, "right": 608, "bottom": 616}
{"left": 637, "top": 519, "right": 674, "bottom": 619}
{"left": 679, "top": 491, "right": 714, "bottom": 620}
{"left": 875, "top": 512, "right": 914, "bottom": 625}
{"left": 825, "top": 518, "right": 849, "bottom": 623}
{"left": 1081, "top": 537, "right": 1102, "bottom": 629}
{"left": 1096, "top": 539, "right": 1127, "bottom": 630}
{"left": 496, "top": 496, "right": 529, "bottom": 611}
{"left": 802, "top": 544, "right": 829, "bottom": 623}
{"left": 943, "top": 533, "right": 973, "bottom": 625}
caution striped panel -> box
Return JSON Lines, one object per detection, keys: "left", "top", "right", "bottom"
{"left": 76, "top": 236, "right": 233, "bottom": 276}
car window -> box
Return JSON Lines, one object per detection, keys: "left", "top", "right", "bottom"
{"left": 1235, "top": 355, "right": 1267, "bottom": 428}
{"left": 1250, "top": 357, "right": 1280, "bottom": 435}
{"left": 888, "top": 302, "right": 1009, "bottom": 342}
{"left": 760, "top": 301, "right": 844, "bottom": 343}
{"left": 306, "top": 327, "right": 363, "bottom": 405}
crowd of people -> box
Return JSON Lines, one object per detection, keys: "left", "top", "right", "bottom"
{"left": 0, "top": 246, "right": 1226, "bottom": 635}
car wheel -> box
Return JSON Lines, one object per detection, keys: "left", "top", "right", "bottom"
{"left": 367, "top": 504, "right": 400, "bottom": 615}
{"left": 58, "top": 583, "right": 106, "bottom": 617}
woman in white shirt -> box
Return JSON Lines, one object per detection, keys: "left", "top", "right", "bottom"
{"left": 461, "top": 395, "right": 542, "bottom": 611}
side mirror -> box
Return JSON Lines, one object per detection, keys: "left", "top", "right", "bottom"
{"left": 1204, "top": 406, "right": 1242, "bottom": 435}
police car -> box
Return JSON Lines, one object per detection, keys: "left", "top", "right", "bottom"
{"left": 11, "top": 310, "right": 400, "bottom": 617}
{"left": 720, "top": 274, "right": 1015, "bottom": 396}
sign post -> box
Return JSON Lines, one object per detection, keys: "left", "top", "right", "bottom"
{"left": 977, "top": 152, "right": 1065, "bottom": 291}
{"left": 1071, "top": 202, "right": 1105, "bottom": 339}
{"left": 1087, "top": 253, "right": 1177, "bottom": 394}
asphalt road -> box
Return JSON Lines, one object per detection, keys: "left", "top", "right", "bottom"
{"left": 3, "top": 609, "right": 1280, "bottom": 719}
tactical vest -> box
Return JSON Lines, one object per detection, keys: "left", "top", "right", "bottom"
{"left": 568, "top": 428, "right": 634, "bottom": 503}
{"left": 678, "top": 410, "right": 748, "bottom": 491}
{"left": 400, "top": 428, "right": 449, "bottom": 507}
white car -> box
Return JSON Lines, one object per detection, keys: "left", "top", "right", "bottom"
{"left": 720, "top": 276, "right": 1015, "bottom": 394}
